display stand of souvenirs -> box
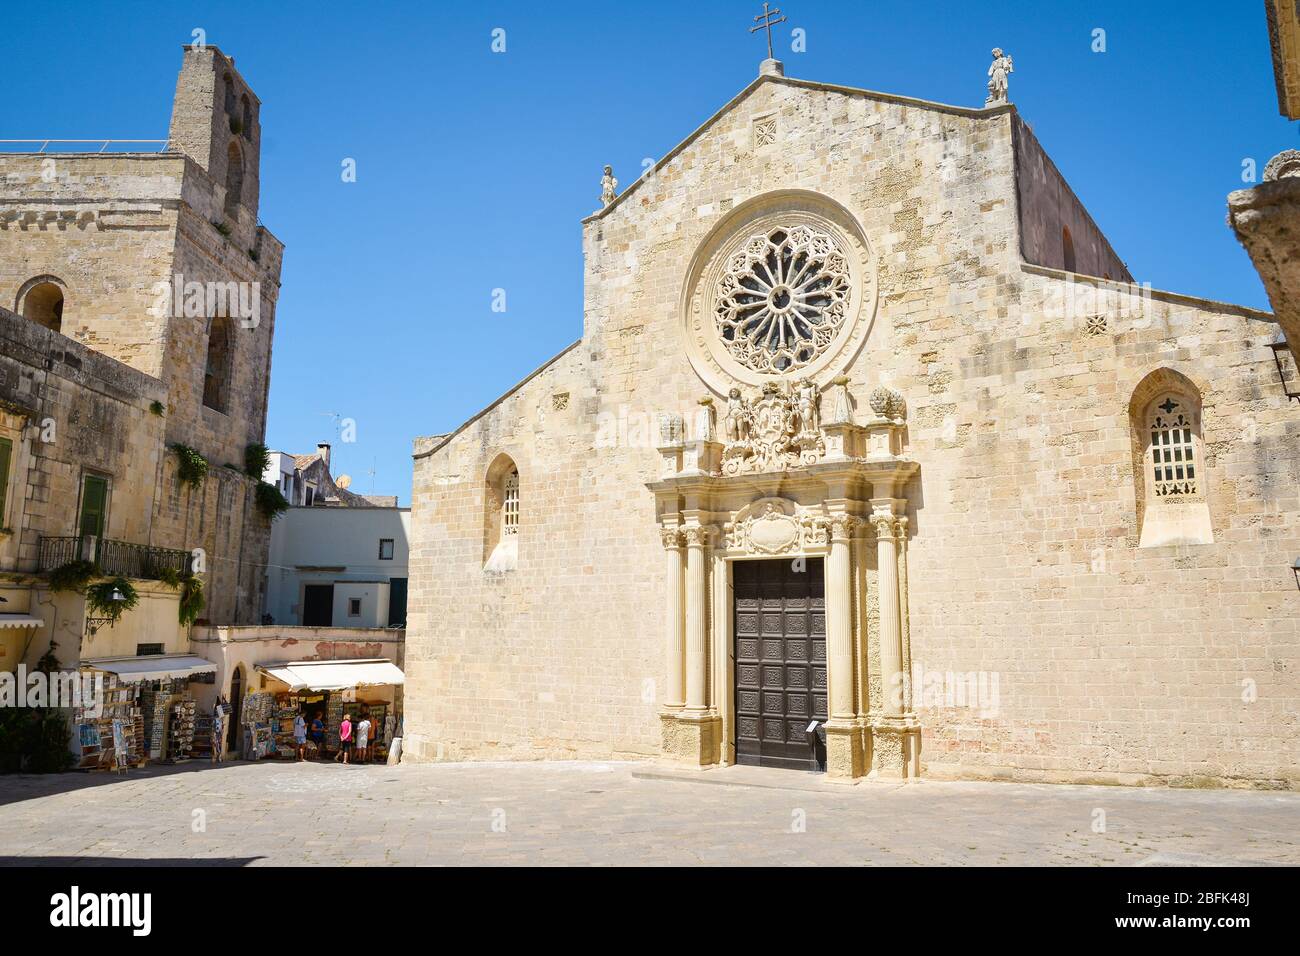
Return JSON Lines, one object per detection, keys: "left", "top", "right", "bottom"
{"left": 191, "top": 711, "right": 215, "bottom": 761}
{"left": 365, "top": 702, "right": 390, "bottom": 761}
{"left": 168, "top": 699, "right": 196, "bottom": 761}
{"left": 74, "top": 671, "right": 205, "bottom": 771}
{"left": 272, "top": 695, "right": 300, "bottom": 758}
{"left": 326, "top": 694, "right": 344, "bottom": 753}
{"left": 73, "top": 672, "right": 146, "bottom": 771}
{"left": 142, "top": 684, "right": 169, "bottom": 760}
{"left": 241, "top": 692, "right": 276, "bottom": 759}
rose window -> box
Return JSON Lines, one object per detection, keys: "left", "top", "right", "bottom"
{"left": 713, "top": 225, "right": 852, "bottom": 374}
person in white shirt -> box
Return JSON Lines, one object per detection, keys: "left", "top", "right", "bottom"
{"left": 356, "top": 716, "right": 371, "bottom": 763}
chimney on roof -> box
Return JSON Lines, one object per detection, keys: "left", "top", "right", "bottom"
{"left": 317, "top": 442, "right": 331, "bottom": 469}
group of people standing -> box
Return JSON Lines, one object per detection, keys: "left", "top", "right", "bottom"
{"left": 291, "top": 706, "right": 384, "bottom": 763}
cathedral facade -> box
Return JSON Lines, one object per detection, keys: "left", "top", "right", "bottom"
{"left": 403, "top": 62, "right": 1299, "bottom": 786}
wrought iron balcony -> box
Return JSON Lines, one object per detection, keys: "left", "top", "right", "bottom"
{"left": 37, "top": 535, "right": 191, "bottom": 579}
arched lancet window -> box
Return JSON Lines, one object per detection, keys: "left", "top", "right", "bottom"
{"left": 224, "top": 140, "right": 244, "bottom": 219}
{"left": 1129, "top": 369, "right": 1212, "bottom": 547}
{"left": 17, "top": 275, "right": 66, "bottom": 332}
{"left": 240, "top": 93, "right": 253, "bottom": 140}
{"left": 223, "top": 73, "right": 236, "bottom": 114}
{"left": 203, "top": 315, "right": 232, "bottom": 412}
{"left": 1062, "top": 226, "right": 1076, "bottom": 273}
{"left": 483, "top": 454, "right": 520, "bottom": 571}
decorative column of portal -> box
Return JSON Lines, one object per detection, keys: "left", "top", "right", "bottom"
{"left": 824, "top": 514, "right": 865, "bottom": 779}
{"left": 684, "top": 526, "right": 709, "bottom": 711}
{"left": 674, "top": 524, "right": 719, "bottom": 766}
{"left": 874, "top": 512, "right": 903, "bottom": 719}
{"left": 869, "top": 502, "right": 916, "bottom": 778}
{"left": 660, "top": 529, "right": 685, "bottom": 711}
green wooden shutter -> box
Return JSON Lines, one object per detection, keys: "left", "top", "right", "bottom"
{"left": 0, "top": 437, "right": 12, "bottom": 524}
{"left": 78, "top": 475, "right": 108, "bottom": 539}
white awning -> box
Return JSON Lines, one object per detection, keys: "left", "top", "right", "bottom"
{"left": 84, "top": 654, "right": 217, "bottom": 682}
{"left": 0, "top": 614, "right": 43, "bottom": 629}
{"left": 257, "top": 659, "right": 404, "bottom": 692}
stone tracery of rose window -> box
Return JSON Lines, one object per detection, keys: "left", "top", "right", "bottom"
{"left": 713, "top": 225, "right": 852, "bottom": 374}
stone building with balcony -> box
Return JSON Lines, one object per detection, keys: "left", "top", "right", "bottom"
{"left": 0, "top": 45, "right": 283, "bottom": 692}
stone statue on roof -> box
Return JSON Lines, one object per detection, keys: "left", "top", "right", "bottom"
{"left": 986, "top": 48, "right": 1013, "bottom": 105}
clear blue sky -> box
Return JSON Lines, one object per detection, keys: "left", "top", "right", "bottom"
{"left": 7, "top": 1, "right": 1293, "bottom": 504}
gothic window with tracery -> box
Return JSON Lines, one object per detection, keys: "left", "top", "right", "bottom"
{"left": 484, "top": 455, "right": 520, "bottom": 571}
{"left": 1131, "top": 375, "right": 1212, "bottom": 546}
{"left": 502, "top": 470, "right": 519, "bottom": 535}
{"left": 713, "top": 225, "right": 851, "bottom": 374}
{"left": 1147, "top": 394, "right": 1200, "bottom": 499}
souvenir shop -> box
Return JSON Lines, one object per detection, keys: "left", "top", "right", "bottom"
{"left": 72, "top": 655, "right": 219, "bottom": 770}
{"left": 240, "top": 659, "right": 404, "bottom": 761}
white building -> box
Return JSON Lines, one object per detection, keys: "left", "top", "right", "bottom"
{"left": 264, "top": 506, "right": 410, "bottom": 628}
{"left": 263, "top": 442, "right": 398, "bottom": 508}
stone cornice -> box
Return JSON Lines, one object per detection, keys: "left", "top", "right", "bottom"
{"left": 1019, "top": 261, "right": 1275, "bottom": 322}
{"left": 646, "top": 456, "right": 918, "bottom": 498}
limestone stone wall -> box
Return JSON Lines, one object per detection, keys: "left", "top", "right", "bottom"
{"left": 403, "top": 75, "right": 1300, "bottom": 786}
{"left": 0, "top": 153, "right": 282, "bottom": 477}
{"left": 0, "top": 45, "right": 282, "bottom": 632}
{"left": 168, "top": 45, "right": 262, "bottom": 217}
{"left": 0, "top": 154, "right": 185, "bottom": 377}
{"left": 899, "top": 269, "right": 1298, "bottom": 787}
{"left": 0, "top": 311, "right": 166, "bottom": 569}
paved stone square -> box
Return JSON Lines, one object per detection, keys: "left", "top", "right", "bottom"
{"left": 0, "top": 760, "right": 1296, "bottom": 866}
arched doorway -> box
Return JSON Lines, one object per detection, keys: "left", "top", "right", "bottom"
{"left": 228, "top": 665, "right": 245, "bottom": 753}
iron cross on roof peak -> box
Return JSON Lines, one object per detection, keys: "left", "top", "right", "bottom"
{"left": 750, "top": 2, "right": 787, "bottom": 61}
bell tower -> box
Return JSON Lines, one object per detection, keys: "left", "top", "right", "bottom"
{"left": 167, "top": 44, "right": 262, "bottom": 222}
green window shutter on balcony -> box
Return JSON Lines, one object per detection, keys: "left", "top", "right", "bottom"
{"left": 0, "top": 437, "right": 11, "bottom": 522}
{"left": 78, "top": 475, "right": 108, "bottom": 540}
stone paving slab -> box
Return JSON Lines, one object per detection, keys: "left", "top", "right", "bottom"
{"left": 0, "top": 760, "right": 1297, "bottom": 866}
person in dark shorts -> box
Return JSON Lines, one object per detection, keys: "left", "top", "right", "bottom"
{"left": 336, "top": 713, "right": 353, "bottom": 764}
{"left": 309, "top": 710, "right": 326, "bottom": 759}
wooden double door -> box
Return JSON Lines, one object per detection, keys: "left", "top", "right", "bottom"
{"left": 733, "top": 558, "right": 828, "bottom": 771}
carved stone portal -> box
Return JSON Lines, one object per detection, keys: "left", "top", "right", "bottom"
{"left": 647, "top": 376, "right": 919, "bottom": 780}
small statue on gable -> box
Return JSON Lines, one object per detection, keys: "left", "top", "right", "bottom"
{"left": 600, "top": 165, "right": 618, "bottom": 207}
{"left": 986, "top": 48, "right": 1013, "bottom": 106}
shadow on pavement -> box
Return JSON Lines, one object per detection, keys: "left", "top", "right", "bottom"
{"left": 0, "top": 759, "right": 308, "bottom": 808}
{"left": 0, "top": 855, "right": 263, "bottom": 867}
